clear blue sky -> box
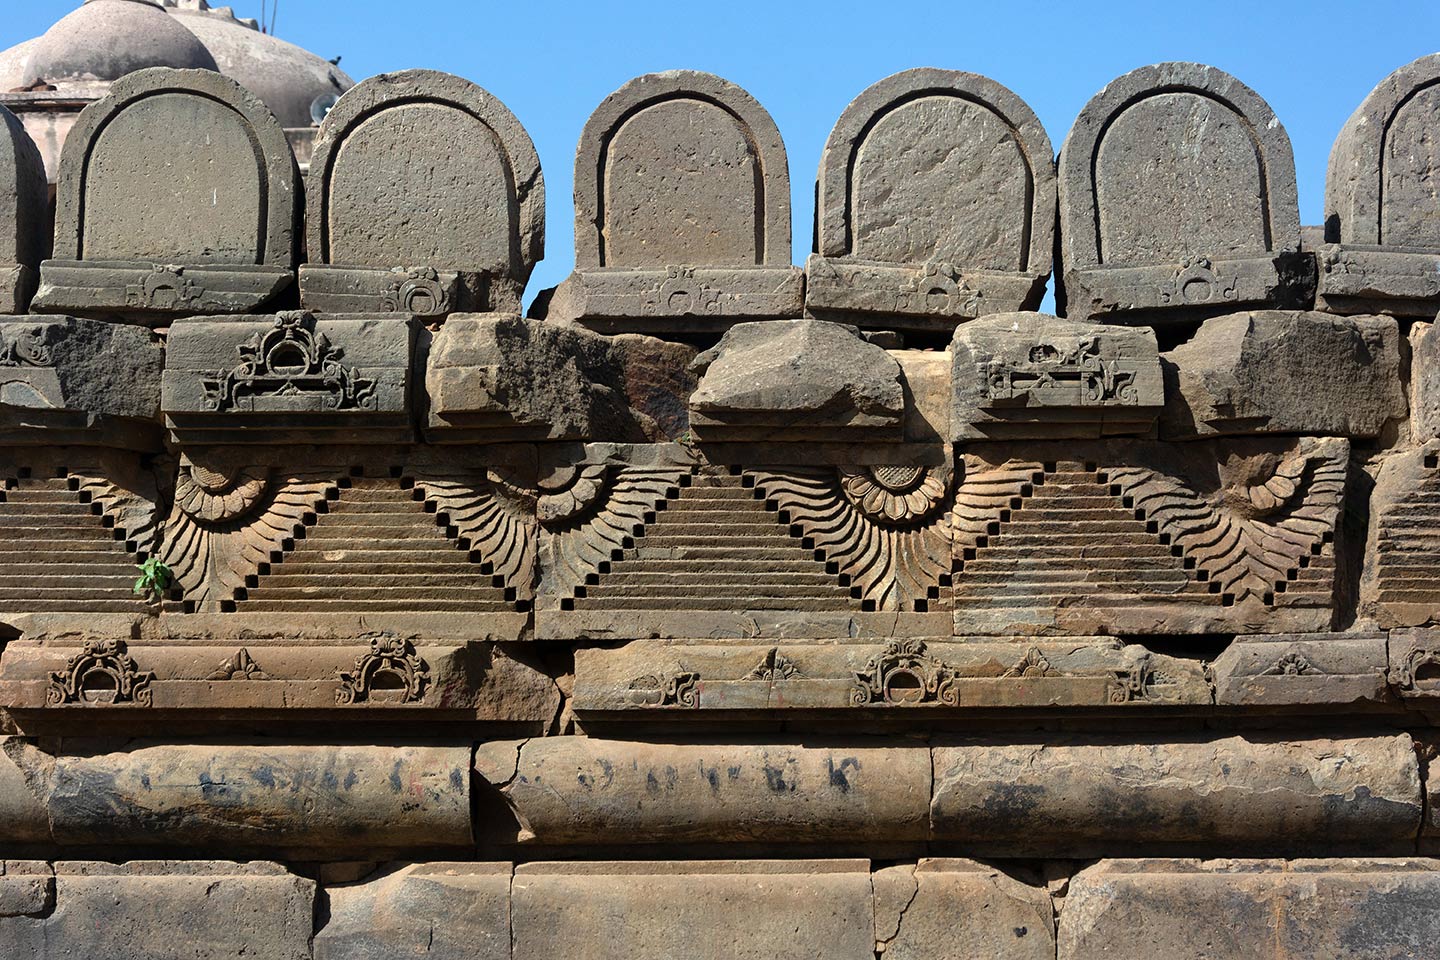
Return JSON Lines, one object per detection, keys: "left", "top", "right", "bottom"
{"left": 8, "top": 1, "right": 1440, "bottom": 310}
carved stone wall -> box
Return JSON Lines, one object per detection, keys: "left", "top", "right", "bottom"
{"left": 0, "top": 56, "right": 1437, "bottom": 957}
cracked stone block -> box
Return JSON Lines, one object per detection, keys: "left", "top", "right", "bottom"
{"left": 1210, "top": 634, "right": 1390, "bottom": 708}
{"left": 0, "top": 104, "right": 46, "bottom": 314}
{"left": 1410, "top": 321, "right": 1440, "bottom": 441}
{"left": 806, "top": 68, "right": 1055, "bottom": 333}
{"left": 316, "top": 863, "right": 511, "bottom": 960}
{"left": 874, "top": 859, "right": 1053, "bottom": 960}
{"left": 301, "top": 70, "right": 543, "bottom": 317}
{"left": 512, "top": 860, "right": 875, "bottom": 960}
{"left": 930, "top": 734, "right": 1421, "bottom": 856}
{"left": 1060, "top": 859, "right": 1440, "bottom": 960}
{"left": 1058, "top": 62, "right": 1312, "bottom": 325}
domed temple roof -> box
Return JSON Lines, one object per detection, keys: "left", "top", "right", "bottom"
{"left": 17, "top": 0, "right": 220, "bottom": 92}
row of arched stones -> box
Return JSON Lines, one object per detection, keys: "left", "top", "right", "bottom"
{"left": 0, "top": 56, "right": 1437, "bottom": 332}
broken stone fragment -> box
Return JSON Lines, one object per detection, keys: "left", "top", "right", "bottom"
{"left": 1411, "top": 320, "right": 1440, "bottom": 441}
{"left": 1210, "top": 634, "right": 1390, "bottom": 707}
{"left": 1361, "top": 441, "right": 1440, "bottom": 628}
{"left": 1161, "top": 310, "right": 1406, "bottom": 439}
{"left": 873, "top": 859, "right": 1054, "bottom": 960}
{"left": 689, "top": 319, "right": 905, "bottom": 441}
{"left": 316, "top": 863, "right": 512, "bottom": 960}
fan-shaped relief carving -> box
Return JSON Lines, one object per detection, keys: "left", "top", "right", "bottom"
{"left": 949, "top": 460, "right": 1044, "bottom": 556}
{"left": 71, "top": 469, "right": 162, "bottom": 558}
{"left": 1106, "top": 448, "right": 1346, "bottom": 603}
{"left": 159, "top": 456, "right": 335, "bottom": 608}
{"left": 538, "top": 465, "right": 692, "bottom": 603}
{"left": 408, "top": 466, "right": 538, "bottom": 598}
{"left": 749, "top": 464, "right": 955, "bottom": 611}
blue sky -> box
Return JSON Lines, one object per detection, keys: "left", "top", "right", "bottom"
{"left": 8, "top": 1, "right": 1440, "bottom": 308}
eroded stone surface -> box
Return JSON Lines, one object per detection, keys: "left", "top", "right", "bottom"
{"left": 1363, "top": 441, "right": 1440, "bottom": 628}
{"left": 0, "top": 105, "right": 47, "bottom": 314}
{"left": 316, "top": 863, "right": 511, "bottom": 960}
{"left": 874, "top": 859, "right": 1054, "bottom": 960}
{"left": 1211, "top": 634, "right": 1390, "bottom": 707}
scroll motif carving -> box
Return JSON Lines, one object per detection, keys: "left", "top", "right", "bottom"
{"left": 1159, "top": 257, "right": 1238, "bottom": 306}
{"left": 47, "top": 639, "right": 154, "bottom": 706}
{"left": 983, "top": 338, "right": 1140, "bottom": 405}
{"left": 896, "top": 262, "right": 982, "bottom": 316}
{"left": 379, "top": 267, "right": 451, "bottom": 316}
{"left": 0, "top": 325, "right": 51, "bottom": 367}
{"left": 202, "top": 312, "right": 376, "bottom": 413}
{"left": 851, "top": 640, "right": 958, "bottom": 706}
{"left": 336, "top": 635, "right": 430, "bottom": 704}
{"left": 743, "top": 649, "right": 802, "bottom": 682}
{"left": 627, "top": 671, "right": 699, "bottom": 707}
{"left": 126, "top": 264, "right": 203, "bottom": 311}
{"left": 207, "top": 648, "right": 271, "bottom": 681}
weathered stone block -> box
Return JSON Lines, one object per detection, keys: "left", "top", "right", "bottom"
{"left": 512, "top": 861, "right": 876, "bottom": 960}
{"left": 34, "top": 68, "right": 299, "bottom": 322}
{"left": 1362, "top": 441, "right": 1440, "bottom": 628}
{"left": 474, "top": 737, "right": 930, "bottom": 845}
{"left": 1411, "top": 320, "right": 1440, "bottom": 441}
{"left": 690, "top": 320, "right": 906, "bottom": 441}
{"left": 931, "top": 734, "right": 1421, "bottom": 856}
{"left": 0, "top": 740, "right": 472, "bottom": 854}
{"left": 1320, "top": 53, "right": 1440, "bottom": 317}
{"left": 1162, "top": 310, "right": 1405, "bottom": 439}
{"left": 1211, "top": 634, "right": 1390, "bottom": 708}
{"left": 1058, "top": 62, "right": 1311, "bottom": 324}
{"left": 1387, "top": 629, "right": 1440, "bottom": 702}
{"left": 807, "top": 68, "right": 1055, "bottom": 332}
{"left": 0, "top": 105, "right": 46, "bottom": 314}
{"left": 316, "top": 863, "right": 511, "bottom": 960}
{"left": 547, "top": 71, "right": 804, "bottom": 333}
{"left": 1060, "top": 859, "right": 1440, "bottom": 959}
{"left": 302, "top": 70, "right": 544, "bottom": 317}
{"left": 874, "top": 859, "right": 1054, "bottom": 960}
{"left": 0, "top": 316, "right": 163, "bottom": 448}
{"left": 162, "top": 312, "right": 416, "bottom": 444}
{"left": 951, "top": 312, "right": 1162, "bottom": 440}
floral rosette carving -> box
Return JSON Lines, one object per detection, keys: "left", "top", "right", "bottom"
{"left": 175, "top": 456, "right": 269, "bottom": 524}
{"left": 537, "top": 464, "right": 609, "bottom": 528}
{"left": 839, "top": 465, "right": 949, "bottom": 525}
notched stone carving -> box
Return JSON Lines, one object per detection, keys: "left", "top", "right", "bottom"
{"left": 546, "top": 71, "right": 803, "bottom": 333}
{"left": 1058, "top": 62, "right": 1313, "bottom": 324}
{"left": 1364, "top": 441, "right": 1440, "bottom": 628}
{"left": 47, "top": 639, "right": 154, "bottom": 706}
{"left": 301, "top": 70, "right": 544, "bottom": 317}
{"left": 808, "top": 68, "right": 1056, "bottom": 332}
{"left": 33, "top": 68, "right": 299, "bottom": 322}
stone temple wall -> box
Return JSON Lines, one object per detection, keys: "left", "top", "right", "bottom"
{"left": 0, "top": 56, "right": 1437, "bottom": 957}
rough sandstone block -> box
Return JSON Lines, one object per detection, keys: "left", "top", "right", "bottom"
{"left": 512, "top": 861, "right": 876, "bottom": 960}
{"left": 1362, "top": 440, "right": 1440, "bottom": 628}
{"left": 0, "top": 105, "right": 47, "bottom": 314}
{"left": 874, "top": 859, "right": 1054, "bottom": 960}
{"left": 930, "top": 734, "right": 1421, "bottom": 856}
{"left": 302, "top": 69, "right": 543, "bottom": 317}
{"left": 1411, "top": 319, "right": 1440, "bottom": 441}
{"left": 1162, "top": 310, "right": 1405, "bottom": 439}
{"left": 1060, "top": 859, "right": 1440, "bottom": 960}
{"left": 950, "top": 312, "right": 1163, "bottom": 440}
{"left": 807, "top": 68, "right": 1055, "bottom": 332}
{"left": 1058, "top": 62, "right": 1312, "bottom": 324}
{"left": 474, "top": 737, "right": 930, "bottom": 845}
{"left": 1210, "top": 634, "right": 1390, "bottom": 708}
{"left": 316, "top": 863, "right": 511, "bottom": 960}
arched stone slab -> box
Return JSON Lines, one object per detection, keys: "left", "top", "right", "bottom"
{"left": 1058, "top": 62, "right": 1311, "bottom": 324}
{"left": 1320, "top": 53, "right": 1440, "bottom": 317}
{"left": 0, "top": 104, "right": 47, "bottom": 314}
{"left": 547, "top": 71, "right": 803, "bottom": 334}
{"left": 33, "top": 67, "right": 299, "bottom": 324}
{"left": 807, "top": 68, "right": 1056, "bottom": 334}
{"left": 300, "top": 69, "right": 545, "bottom": 318}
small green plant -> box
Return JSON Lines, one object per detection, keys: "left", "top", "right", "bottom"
{"left": 133, "top": 557, "right": 173, "bottom": 602}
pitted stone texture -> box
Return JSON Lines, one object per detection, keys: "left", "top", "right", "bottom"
{"left": 0, "top": 316, "right": 163, "bottom": 448}
{"left": 34, "top": 67, "right": 299, "bottom": 322}
{"left": 874, "top": 860, "right": 1054, "bottom": 960}
{"left": 951, "top": 312, "right": 1162, "bottom": 440}
{"left": 550, "top": 71, "right": 803, "bottom": 332}
{"left": 316, "top": 863, "right": 511, "bottom": 960}
{"left": 0, "top": 105, "right": 46, "bottom": 314}
{"left": 1060, "top": 859, "right": 1440, "bottom": 960}
{"left": 930, "top": 734, "right": 1421, "bottom": 856}
{"left": 1058, "top": 62, "right": 1310, "bottom": 324}
{"left": 1162, "top": 311, "right": 1405, "bottom": 439}
{"left": 1362, "top": 441, "right": 1440, "bottom": 628}
{"left": 0, "top": 740, "right": 472, "bottom": 854}
{"left": 689, "top": 319, "right": 905, "bottom": 440}
{"left": 1211, "top": 634, "right": 1390, "bottom": 708}
{"left": 474, "top": 738, "right": 930, "bottom": 845}
{"left": 1411, "top": 320, "right": 1440, "bottom": 441}
{"left": 512, "top": 861, "right": 875, "bottom": 960}
{"left": 0, "top": 745, "right": 49, "bottom": 845}
{"left": 807, "top": 68, "right": 1055, "bottom": 331}
{"left": 303, "top": 70, "right": 544, "bottom": 317}
{"left": 1320, "top": 54, "right": 1440, "bottom": 316}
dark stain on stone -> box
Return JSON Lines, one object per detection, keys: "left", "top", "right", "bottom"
{"left": 827, "top": 756, "right": 861, "bottom": 794}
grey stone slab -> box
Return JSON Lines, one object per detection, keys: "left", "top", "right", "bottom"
{"left": 162, "top": 311, "right": 416, "bottom": 444}
{"left": 0, "top": 315, "right": 164, "bottom": 449}
{"left": 874, "top": 859, "right": 1054, "bottom": 960}
{"left": 316, "top": 863, "right": 512, "bottom": 960}
{"left": 1060, "top": 859, "right": 1440, "bottom": 960}
{"left": 1161, "top": 310, "right": 1406, "bottom": 439}
{"left": 512, "top": 861, "right": 876, "bottom": 960}
{"left": 1362, "top": 441, "right": 1440, "bottom": 628}
{"left": 550, "top": 71, "right": 799, "bottom": 332}
{"left": 303, "top": 69, "right": 544, "bottom": 317}
{"left": 33, "top": 67, "right": 299, "bottom": 323}
{"left": 1211, "top": 634, "right": 1390, "bottom": 708}
{"left": 1058, "top": 62, "right": 1310, "bottom": 324}
{"left": 951, "top": 312, "right": 1163, "bottom": 440}
{"left": 1320, "top": 54, "right": 1440, "bottom": 316}
{"left": 689, "top": 319, "right": 905, "bottom": 441}
{"left": 474, "top": 737, "right": 930, "bottom": 845}
{"left": 931, "top": 734, "right": 1422, "bottom": 856}
{"left": 808, "top": 68, "right": 1055, "bottom": 332}
{"left": 0, "top": 104, "right": 46, "bottom": 315}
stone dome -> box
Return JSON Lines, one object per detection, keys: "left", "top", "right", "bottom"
{"left": 18, "top": 0, "right": 219, "bottom": 89}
